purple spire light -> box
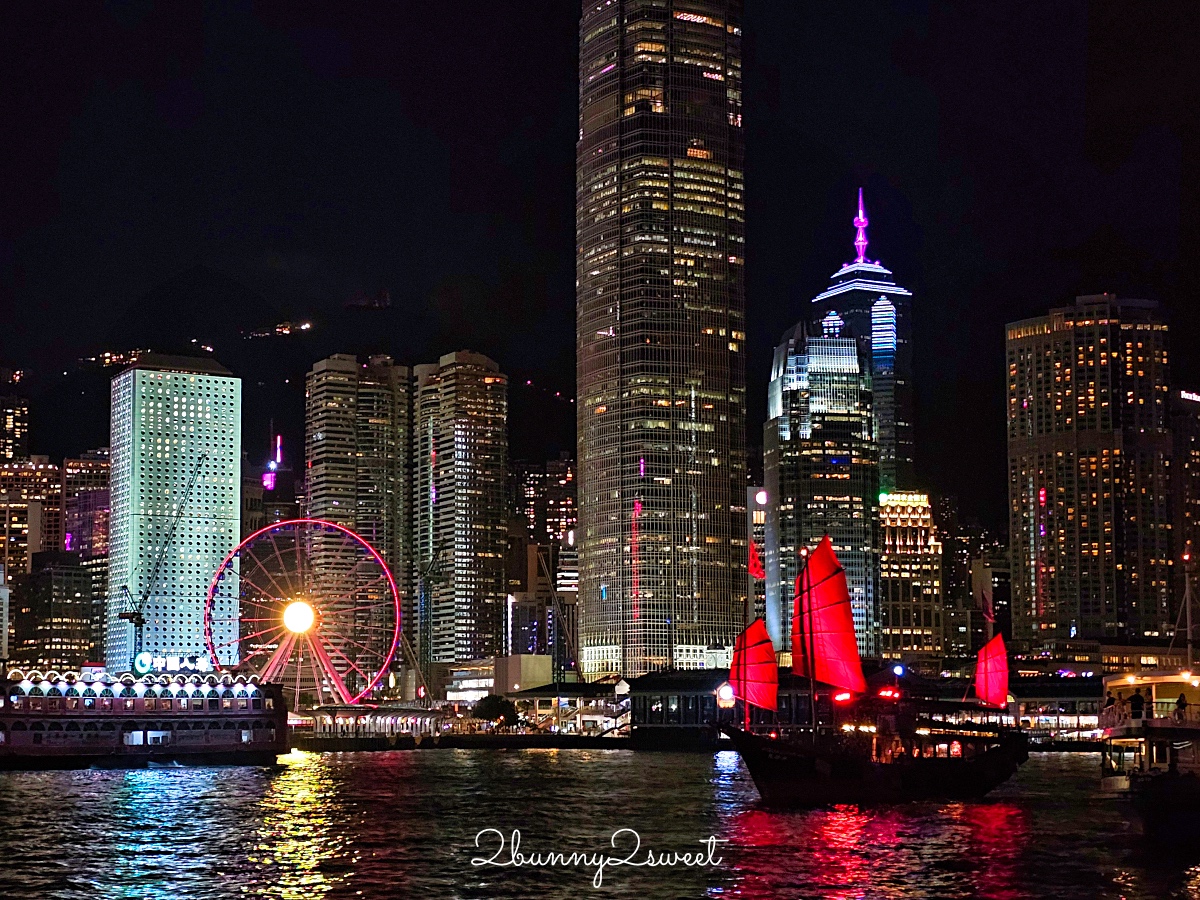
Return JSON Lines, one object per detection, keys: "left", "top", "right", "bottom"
{"left": 853, "top": 187, "right": 869, "bottom": 264}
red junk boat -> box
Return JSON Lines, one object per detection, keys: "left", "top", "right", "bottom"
{"left": 724, "top": 536, "right": 1027, "bottom": 806}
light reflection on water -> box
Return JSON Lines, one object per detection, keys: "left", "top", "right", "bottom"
{"left": 1, "top": 752, "right": 1199, "bottom": 899}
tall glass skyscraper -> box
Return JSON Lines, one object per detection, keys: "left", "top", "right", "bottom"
{"left": 812, "top": 191, "right": 914, "bottom": 493}
{"left": 1007, "top": 294, "right": 1172, "bottom": 645}
{"left": 106, "top": 354, "right": 241, "bottom": 671}
{"left": 763, "top": 321, "right": 879, "bottom": 657}
{"left": 576, "top": 0, "right": 747, "bottom": 677}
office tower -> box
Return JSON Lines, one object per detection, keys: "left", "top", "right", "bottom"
{"left": 812, "top": 191, "right": 914, "bottom": 492}
{"left": 576, "top": 0, "right": 748, "bottom": 677}
{"left": 106, "top": 354, "right": 241, "bottom": 671}
{"left": 1007, "top": 294, "right": 1172, "bottom": 646}
{"left": 11, "top": 550, "right": 94, "bottom": 670}
{"left": 970, "top": 556, "right": 1012, "bottom": 643}
{"left": 515, "top": 453, "right": 578, "bottom": 546}
{"left": 0, "top": 394, "right": 29, "bottom": 461}
{"left": 763, "top": 320, "right": 879, "bottom": 656}
{"left": 62, "top": 449, "right": 110, "bottom": 662}
{"left": 414, "top": 352, "right": 508, "bottom": 665}
{"left": 506, "top": 542, "right": 578, "bottom": 676}
{"left": 0, "top": 457, "right": 62, "bottom": 576}
{"left": 0, "top": 565, "right": 8, "bottom": 662}
{"left": 305, "top": 354, "right": 415, "bottom": 642}
{"left": 879, "top": 492, "right": 943, "bottom": 666}
{"left": 1173, "top": 390, "right": 1200, "bottom": 604}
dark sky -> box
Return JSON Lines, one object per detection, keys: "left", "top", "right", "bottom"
{"left": 2, "top": 2, "right": 1197, "bottom": 533}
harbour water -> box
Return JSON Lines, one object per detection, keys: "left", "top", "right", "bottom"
{"left": 1, "top": 750, "right": 1197, "bottom": 899}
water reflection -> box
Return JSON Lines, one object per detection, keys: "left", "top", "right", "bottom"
{"left": 249, "top": 750, "right": 351, "bottom": 899}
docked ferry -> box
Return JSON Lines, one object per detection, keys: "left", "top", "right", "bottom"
{"left": 1099, "top": 669, "right": 1200, "bottom": 835}
{"left": 723, "top": 536, "right": 1027, "bottom": 806}
{"left": 0, "top": 668, "right": 289, "bottom": 769}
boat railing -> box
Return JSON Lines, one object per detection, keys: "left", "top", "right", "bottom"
{"left": 1101, "top": 702, "right": 1200, "bottom": 730}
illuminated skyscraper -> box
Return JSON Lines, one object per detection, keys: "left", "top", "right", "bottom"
{"left": 576, "top": 0, "right": 747, "bottom": 677}
{"left": 0, "top": 394, "right": 28, "bottom": 462}
{"left": 1007, "top": 294, "right": 1172, "bottom": 646}
{"left": 305, "top": 354, "right": 415, "bottom": 646}
{"left": 106, "top": 354, "right": 241, "bottom": 671}
{"left": 0, "top": 457, "right": 62, "bottom": 576}
{"left": 413, "top": 352, "right": 508, "bottom": 665}
{"left": 763, "top": 320, "right": 879, "bottom": 656}
{"left": 812, "top": 191, "right": 914, "bottom": 492}
{"left": 879, "top": 492, "right": 943, "bottom": 666}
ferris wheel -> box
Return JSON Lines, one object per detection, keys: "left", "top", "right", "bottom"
{"left": 203, "top": 518, "right": 402, "bottom": 710}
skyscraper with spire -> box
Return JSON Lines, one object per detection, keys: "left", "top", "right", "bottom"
{"left": 813, "top": 191, "right": 914, "bottom": 492}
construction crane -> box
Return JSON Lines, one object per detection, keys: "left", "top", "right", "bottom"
{"left": 118, "top": 453, "right": 208, "bottom": 670}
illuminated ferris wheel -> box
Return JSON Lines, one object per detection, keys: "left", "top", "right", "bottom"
{"left": 203, "top": 519, "right": 401, "bottom": 711}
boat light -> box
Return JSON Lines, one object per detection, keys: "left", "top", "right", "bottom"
{"left": 841, "top": 724, "right": 856, "bottom": 732}
{"left": 878, "top": 687, "right": 900, "bottom": 700}
{"left": 892, "top": 664, "right": 904, "bottom": 677}
{"left": 716, "top": 682, "right": 736, "bottom": 708}
{"left": 1126, "top": 675, "right": 1137, "bottom": 684}
{"left": 834, "top": 691, "right": 852, "bottom": 703}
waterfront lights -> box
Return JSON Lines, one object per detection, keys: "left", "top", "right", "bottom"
{"left": 878, "top": 687, "right": 900, "bottom": 700}
{"left": 716, "top": 682, "right": 736, "bottom": 708}
{"left": 283, "top": 600, "right": 316, "bottom": 634}
{"left": 834, "top": 691, "right": 852, "bottom": 703}
{"left": 892, "top": 664, "right": 905, "bottom": 677}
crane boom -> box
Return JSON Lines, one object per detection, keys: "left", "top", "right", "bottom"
{"left": 119, "top": 452, "right": 209, "bottom": 669}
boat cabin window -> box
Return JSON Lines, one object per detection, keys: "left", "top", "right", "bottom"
{"left": 264, "top": 698, "right": 274, "bottom": 710}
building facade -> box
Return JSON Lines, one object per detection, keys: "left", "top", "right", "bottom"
{"left": 811, "top": 191, "right": 914, "bottom": 493}
{"left": 413, "top": 352, "right": 508, "bottom": 666}
{"left": 1007, "top": 295, "right": 1172, "bottom": 647}
{"left": 763, "top": 320, "right": 879, "bottom": 656}
{"left": 0, "top": 393, "right": 29, "bottom": 462}
{"left": 1172, "top": 389, "right": 1200, "bottom": 604}
{"left": 576, "top": 0, "right": 748, "bottom": 677}
{"left": 106, "top": 355, "right": 241, "bottom": 671}
{"left": 0, "top": 458, "right": 62, "bottom": 576}
{"left": 305, "top": 354, "right": 415, "bottom": 646}
{"left": 11, "top": 550, "right": 95, "bottom": 670}
{"left": 879, "top": 492, "right": 943, "bottom": 666}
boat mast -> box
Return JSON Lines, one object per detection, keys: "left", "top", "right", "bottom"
{"left": 797, "top": 544, "right": 817, "bottom": 743}
{"left": 1186, "top": 542, "right": 1195, "bottom": 669}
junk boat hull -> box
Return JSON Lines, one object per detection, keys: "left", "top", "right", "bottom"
{"left": 724, "top": 725, "right": 1028, "bottom": 807}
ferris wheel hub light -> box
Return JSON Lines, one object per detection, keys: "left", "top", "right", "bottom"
{"left": 283, "top": 600, "right": 316, "bottom": 634}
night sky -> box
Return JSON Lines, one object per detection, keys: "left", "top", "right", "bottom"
{"left": 2, "top": 2, "right": 1197, "bottom": 533}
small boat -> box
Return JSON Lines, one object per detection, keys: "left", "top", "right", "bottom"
{"left": 1099, "top": 669, "right": 1200, "bottom": 837}
{"left": 724, "top": 535, "right": 1028, "bottom": 807}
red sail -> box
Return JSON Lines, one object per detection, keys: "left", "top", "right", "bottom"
{"left": 974, "top": 634, "right": 1009, "bottom": 708}
{"left": 748, "top": 541, "right": 766, "bottom": 579}
{"left": 791, "top": 535, "right": 867, "bottom": 694}
{"left": 732, "top": 617, "right": 777, "bottom": 711}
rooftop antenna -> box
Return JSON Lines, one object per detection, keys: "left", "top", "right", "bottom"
{"left": 853, "top": 188, "right": 869, "bottom": 264}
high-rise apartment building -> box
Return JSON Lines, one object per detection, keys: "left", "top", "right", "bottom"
{"left": 0, "top": 394, "right": 29, "bottom": 462}
{"left": 62, "top": 449, "right": 110, "bottom": 662}
{"left": 515, "top": 453, "right": 578, "bottom": 546}
{"left": 106, "top": 354, "right": 241, "bottom": 671}
{"left": 879, "top": 492, "right": 943, "bottom": 666}
{"left": 1172, "top": 390, "right": 1200, "bottom": 604}
{"left": 305, "top": 354, "right": 415, "bottom": 646}
{"left": 763, "top": 320, "right": 879, "bottom": 656}
{"left": 576, "top": 0, "right": 747, "bottom": 677}
{"left": 12, "top": 550, "right": 94, "bottom": 670}
{"left": 1007, "top": 294, "right": 1172, "bottom": 646}
{"left": 0, "top": 457, "right": 62, "bottom": 576}
{"left": 414, "top": 352, "right": 508, "bottom": 666}
{"left": 812, "top": 191, "right": 914, "bottom": 492}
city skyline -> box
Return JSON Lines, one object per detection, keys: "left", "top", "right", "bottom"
{"left": 5, "top": 5, "right": 1198, "bottom": 536}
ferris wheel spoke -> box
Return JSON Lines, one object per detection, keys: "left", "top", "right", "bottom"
{"left": 325, "top": 631, "right": 390, "bottom": 662}
{"left": 324, "top": 640, "right": 370, "bottom": 681}
{"left": 240, "top": 566, "right": 291, "bottom": 607}
{"left": 319, "top": 574, "right": 393, "bottom": 607}
{"left": 306, "top": 634, "right": 353, "bottom": 704}
{"left": 213, "top": 623, "right": 288, "bottom": 653}
{"left": 260, "top": 631, "right": 300, "bottom": 684}
{"left": 265, "top": 529, "right": 303, "bottom": 598}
